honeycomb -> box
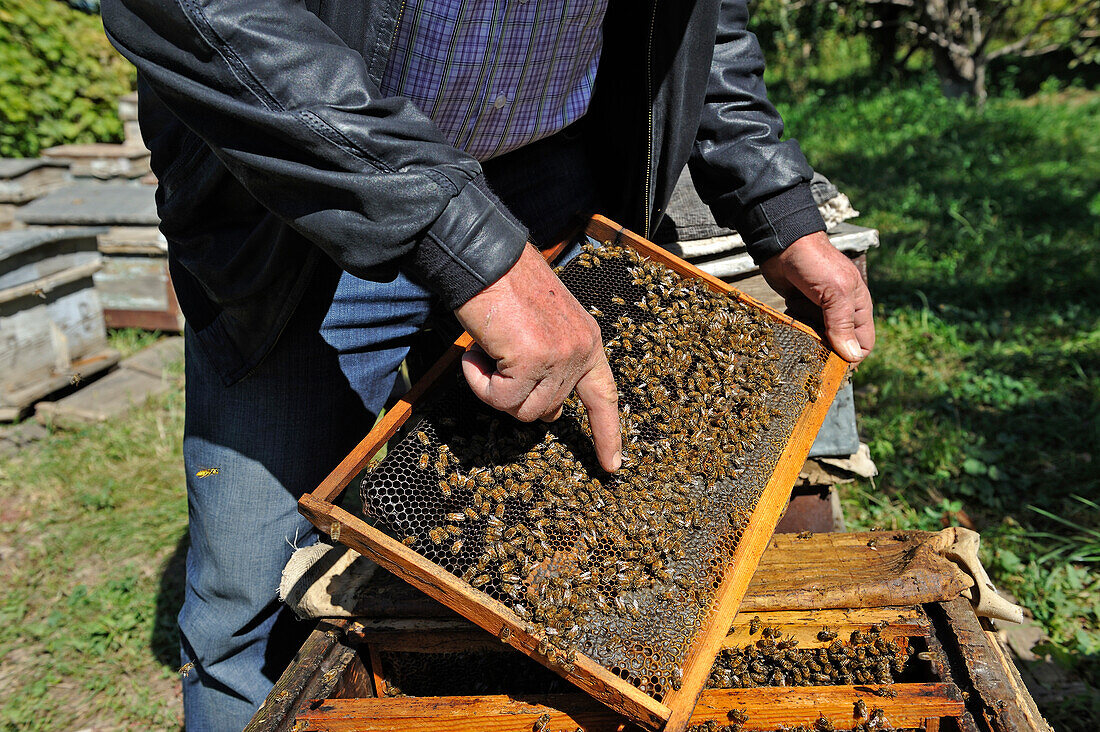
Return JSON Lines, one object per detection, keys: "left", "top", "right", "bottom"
{"left": 707, "top": 625, "right": 913, "bottom": 688}
{"left": 360, "top": 238, "right": 830, "bottom": 702}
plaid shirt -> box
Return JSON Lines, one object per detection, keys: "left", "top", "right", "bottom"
{"left": 380, "top": 0, "right": 608, "bottom": 161}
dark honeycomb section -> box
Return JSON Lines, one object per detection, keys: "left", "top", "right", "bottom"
{"left": 361, "top": 238, "right": 830, "bottom": 702}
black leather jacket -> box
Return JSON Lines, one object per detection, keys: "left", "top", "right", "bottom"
{"left": 102, "top": 0, "right": 824, "bottom": 385}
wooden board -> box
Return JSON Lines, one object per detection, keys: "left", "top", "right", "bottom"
{"left": 299, "top": 215, "right": 850, "bottom": 732}
{"left": 243, "top": 619, "right": 374, "bottom": 732}
{"left": 294, "top": 684, "right": 965, "bottom": 732}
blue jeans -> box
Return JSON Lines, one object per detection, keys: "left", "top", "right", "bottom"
{"left": 179, "top": 269, "right": 435, "bottom": 729}
{"left": 178, "top": 129, "right": 598, "bottom": 729}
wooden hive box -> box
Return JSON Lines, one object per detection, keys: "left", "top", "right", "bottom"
{"left": 0, "top": 228, "right": 119, "bottom": 420}
{"left": 297, "top": 215, "right": 851, "bottom": 731}
{"left": 248, "top": 532, "right": 1049, "bottom": 732}
{"left": 15, "top": 182, "right": 184, "bottom": 331}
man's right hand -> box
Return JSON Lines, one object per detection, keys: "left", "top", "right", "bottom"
{"left": 454, "top": 244, "right": 622, "bottom": 472}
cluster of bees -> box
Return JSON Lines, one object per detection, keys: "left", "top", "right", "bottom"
{"left": 688, "top": 704, "right": 893, "bottom": 732}
{"left": 707, "top": 623, "right": 912, "bottom": 690}
{"left": 363, "top": 241, "right": 827, "bottom": 696}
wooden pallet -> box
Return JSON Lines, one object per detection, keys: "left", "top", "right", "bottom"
{"left": 297, "top": 215, "right": 850, "bottom": 731}
{"left": 247, "top": 533, "right": 1049, "bottom": 732}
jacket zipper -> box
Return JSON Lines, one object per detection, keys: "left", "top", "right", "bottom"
{"left": 390, "top": 0, "right": 408, "bottom": 53}
{"left": 643, "top": 0, "right": 658, "bottom": 238}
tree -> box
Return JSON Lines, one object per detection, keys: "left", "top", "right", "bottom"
{"left": 854, "top": 0, "right": 1100, "bottom": 101}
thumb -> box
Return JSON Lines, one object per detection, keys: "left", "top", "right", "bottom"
{"left": 819, "top": 290, "right": 863, "bottom": 363}
{"left": 460, "top": 347, "right": 498, "bottom": 404}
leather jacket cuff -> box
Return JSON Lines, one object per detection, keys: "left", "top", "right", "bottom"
{"left": 737, "top": 181, "right": 826, "bottom": 264}
{"left": 411, "top": 174, "right": 529, "bottom": 310}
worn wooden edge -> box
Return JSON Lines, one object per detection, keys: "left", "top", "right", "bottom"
{"left": 244, "top": 619, "right": 365, "bottom": 732}
{"left": 0, "top": 257, "right": 103, "bottom": 305}
{"left": 365, "top": 643, "right": 388, "bottom": 698}
{"left": 347, "top": 606, "right": 931, "bottom": 656}
{"left": 935, "top": 598, "right": 1052, "bottom": 732}
{"left": 295, "top": 683, "right": 965, "bottom": 732}
{"left": 2, "top": 348, "right": 121, "bottom": 412}
{"left": 298, "top": 495, "right": 671, "bottom": 730}
{"left": 652, "top": 355, "right": 850, "bottom": 732}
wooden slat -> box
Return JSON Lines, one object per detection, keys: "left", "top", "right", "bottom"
{"left": 661, "top": 357, "right": 849, "bottom": 730}
{"left": 747, "top": 531, "right": 974, "bottom": 611}
{"left": 937, "top": 599, "right": 1052, "bottom": 731}
{"left": 296, "top": 683, "right": 965, "bottom": 732}
{"left": 298, "top": 495, "right": 670, "bottom": 730}
{"left": 365, "top": 643, "right": 388, "bottom": 699}
{"left": 723, "top": 606, "right": 930, "bottom": 649}
{"left": 244, "top": 620, "right": 366, "bottom": 732}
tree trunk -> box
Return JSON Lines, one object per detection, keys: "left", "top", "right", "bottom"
{"left": 931, "top": 44, "right": 988, "bottom": 102}
{"left": 870, "top": 5, "right": 903, "bottom": 75}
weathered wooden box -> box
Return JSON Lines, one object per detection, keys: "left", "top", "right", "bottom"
{"left": 15, "top": 182, "right": 183, "bottom": 331}
{"left": 0, "top": 228, "right": 119, "bottom": 420}
{"left": 248, "top": 532, "right": 1048, "bottom": 732}
{"left": 0, "top": 158, "right": 69, "bottom": 231}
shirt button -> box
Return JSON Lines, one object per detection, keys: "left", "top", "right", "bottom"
{"left": 492, "top": 94, "right": 507, "bottom": 110}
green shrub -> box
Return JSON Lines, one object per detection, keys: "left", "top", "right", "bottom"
{"left": 0, "top": 0, "right": 135, "bottom": 158}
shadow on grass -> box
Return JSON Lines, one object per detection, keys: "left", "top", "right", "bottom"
{"left": 153, "top": 531, "right": 189, "bottom": 669}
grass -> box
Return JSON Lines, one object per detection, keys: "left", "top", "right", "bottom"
{"left": 771, "top": 66, "right": 1100, "bottom": 725}
{"left": 0, "top": 358, "right": 186, "bottom": 729}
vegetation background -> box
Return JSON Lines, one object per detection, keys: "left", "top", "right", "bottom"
{"left": 0, "top": 0, "right": 1096, "bottom": 728}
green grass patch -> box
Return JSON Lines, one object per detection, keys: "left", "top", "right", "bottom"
{"left": 777, "top": 73, "right": 1100, "bottom": 721}
{"left": 0, "top": 379, "right": 186, "bottom": 729}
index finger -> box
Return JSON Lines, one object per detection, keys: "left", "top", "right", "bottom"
{"left": 574, "top": 355, "right": 622, "bottom": 472}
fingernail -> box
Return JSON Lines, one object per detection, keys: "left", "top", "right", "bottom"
{"left": 611, "top": 451, "right": 622, "bottom": 471}
{"left": 842, "top": 339, "right": 862, "bottom": 361}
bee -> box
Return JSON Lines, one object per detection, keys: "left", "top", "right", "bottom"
{"left": 727, "top": 708, "right": 749, "bottom": 725}
{"left": 499, "top": 626, "right": 511, "bottom": 641}
{"left": 533, "top": 712, "right": 552, "bottom": 732}
{"left": 872, "top": 686, "right": 898, "bottom": 698}
{"left": 69, "top": 372, "right": 83, "bottom": 386}
{"left": 813, "top": 714, "right": 834, "bottom": 731}
{"left": 749, "top": 616, "right": 761, "bottom": 634}
{"left": 402, "top": 535, "right": 417, "bottom": 547}
{"left": 817, "top": 627, "right": 837, "bottom": 642}
{"left": 178, "top": 662, "right": 195, "bottom": 677}
{"left": 472, "top": 574, "right": 491, "bottom": 586}
{"left": 587, "top": 306, "right": 603, "bottom": 317}
{"left": 438, "top": 480, "right": 452, "bottom": 497}
{"left": 450, "top": 539, "right": 464, "bottom": 554}
{"left": 867, "top": 538, "right": 879, "bottom": 551}
{"left": 416, "top": 430, "right": 430, "bottom": 445}
{"left": 796, "top": 530, "right": 814, "bottom": 539}
{"left": 671, "top": 667, "right": 683, "bottom": 690}
{"left": 428, "top": 527, "right": 447, "bottom": 545}
{"left": 868, "top": 707, "right": 887, "bottom": 725}
{"left": 854, "top": 698, "right": 867, "bottom": 718}
{"left": 418, "top": 453, "right": 431, "bottom": 470}
{"left": 445, "top": 512, "right": 466, "bottom": 523}
{"left": 195, "top": 468, "right": 220, "bottom": 478}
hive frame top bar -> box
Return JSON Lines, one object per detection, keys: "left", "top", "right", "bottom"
{"left": 299, "top": 214, "right": 850, "bottom": 732}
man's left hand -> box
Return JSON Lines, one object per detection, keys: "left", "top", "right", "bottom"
{"left": 759, "top": 231, "right": 875, "bottom": 363}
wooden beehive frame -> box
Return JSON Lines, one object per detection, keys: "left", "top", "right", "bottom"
{"left": 298, "top": 214, "right": 851, "bottom": 731}
{"left": 260, "top": 605, "right": 971, "bottom": 732}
